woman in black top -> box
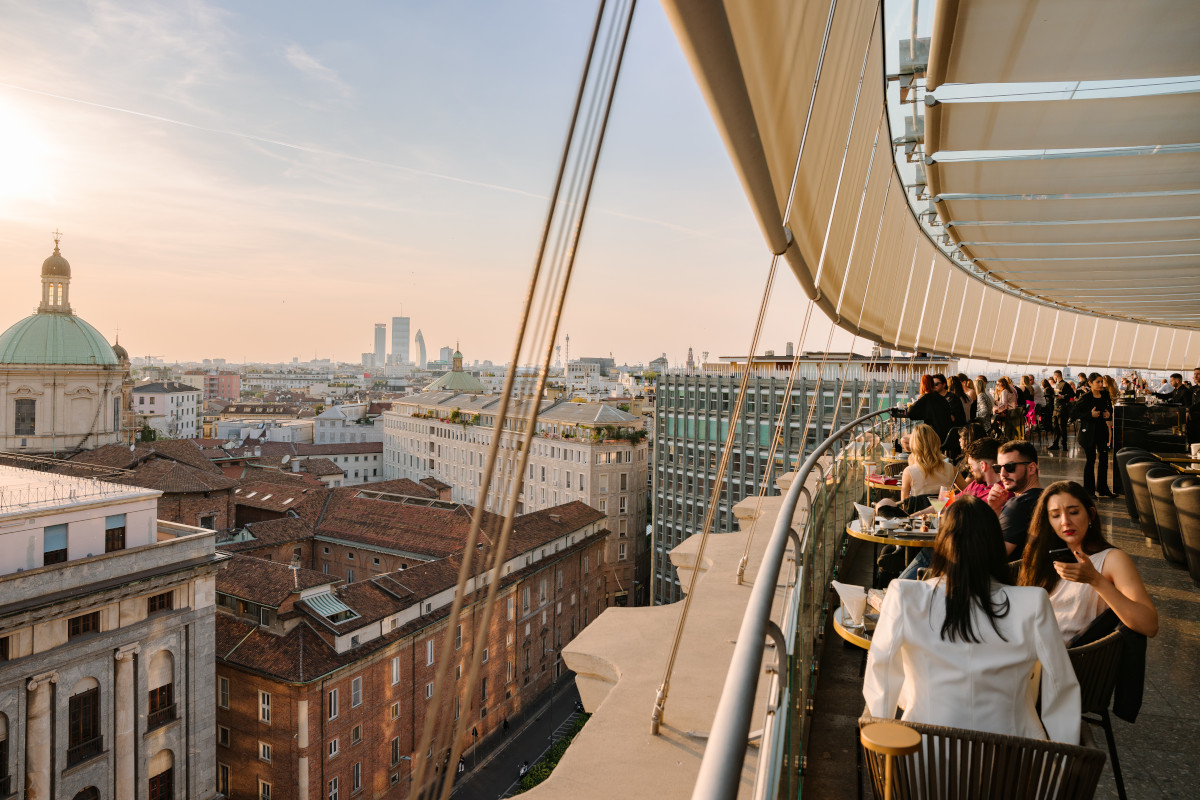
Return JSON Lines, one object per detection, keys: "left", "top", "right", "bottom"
{"left": 1071, "top": 373, "right": 1114, "bottom": 497}
{"left": 1040, "top": 378, "right": 1055, "bottom": 431}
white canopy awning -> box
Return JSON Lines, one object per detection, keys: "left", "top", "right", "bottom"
{"left": 660, "top": 0, "right": 1200, "bottom": 368}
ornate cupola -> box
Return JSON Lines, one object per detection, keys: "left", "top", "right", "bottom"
{"left": 39, "top": 230, "right": 73, "bottom": 314}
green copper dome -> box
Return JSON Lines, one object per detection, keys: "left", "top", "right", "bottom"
{"left": 0, "top": 313, "right": 119, "bottom": 366}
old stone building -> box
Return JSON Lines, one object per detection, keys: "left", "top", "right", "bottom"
{"left": 214, "top": 494, "right": 610, "bottom": 799}
{"left": 0, "top": 463, "right": 226, "bottom": 799}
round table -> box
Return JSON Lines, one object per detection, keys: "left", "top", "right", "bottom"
{"left": 846, "top": 519, "right": 936, "bottom": 548}
{"left": 866, "top": 476, "right": 902, "bottom": 500}
{"left": 832, "top": 604, "right": 872, "bottom": 649}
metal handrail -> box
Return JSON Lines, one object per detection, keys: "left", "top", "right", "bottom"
{"left": 692, "top": 408, "right": 894, "bottom": 799}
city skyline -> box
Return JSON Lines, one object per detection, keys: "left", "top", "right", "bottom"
{"left": 0, "top": 0, "right": 846, "bottom": 365}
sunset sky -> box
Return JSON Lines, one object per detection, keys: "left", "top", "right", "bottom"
{"left": 1, "top": 0, "right": 851, "bottom": 366}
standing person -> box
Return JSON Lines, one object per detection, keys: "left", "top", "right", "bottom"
{"left": 1019, "top": 481, "right": 1158, "bottom": 643}
{"left": 1050, "top": 370, "right": 1076, "bottom": 451}
{"left": 935, "top": 374, "right": 968, "bottom": 459}
{"left": 974, "top": 376, "right": 994, "bottom": 422}
{"left": 960, "top": 373, "right": 978, "bottom": 417}
{"left": 1071, "top": 373, "right": 1114, "bottom": 498}
{"left": 1040, "top": 378, "right": 1056, "bottom": 431}
{"left": 948, "top": 375, "right": 972, "bottom": 423}
{"left": 987, "top": 441, "right": 1044, "bottom": 556}
{"left": 994, "top": 376, "right": 1018, "bottom": 440}
{"left": 1189, "top": 367, "right": 1200, "bottom": 450}
{"left": 904, "top": 375, "right": 954, "bottom": 444}
{"left": 864, "top": 496, "right": 1081, "bottom": 743}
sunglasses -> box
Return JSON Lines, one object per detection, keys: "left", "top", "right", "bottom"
{"left": 997, "top": 461, "right": 1033, "bottom": 474}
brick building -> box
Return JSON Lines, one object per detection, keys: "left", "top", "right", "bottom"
{"left": 214, "top": 497, "right": 610, "bottom": 799}
{"left": 65, "top": 438, "right": 239, "bottom": 530}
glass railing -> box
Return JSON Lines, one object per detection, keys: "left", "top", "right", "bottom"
{"left": 693, "top": 409, "right": 909, "bottom": 799}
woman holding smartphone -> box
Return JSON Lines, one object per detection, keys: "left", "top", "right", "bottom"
{"left": 1019, "top": 480, "right": 1158, "bottom": 643}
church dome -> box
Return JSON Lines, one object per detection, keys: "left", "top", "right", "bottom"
{"left": 112, "top": 340, "right": 129, "bottom": 362}
{"left": 41, "top": 246, "right": 71, "bottom": 278}
{"left": 0, "top": 313, "right": 119, "bottom": 366}
{"left": 426, "top": 369, "right": 486, "bottom": 393}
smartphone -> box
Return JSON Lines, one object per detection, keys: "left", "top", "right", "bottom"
{"left": 1048, "top": 548, "right": 1076, "bottom": 563}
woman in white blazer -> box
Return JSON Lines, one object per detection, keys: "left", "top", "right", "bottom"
{"left": 864, "top": 495, "right": 1081, "bottom": 743}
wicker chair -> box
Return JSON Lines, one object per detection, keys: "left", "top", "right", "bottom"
{"left": 1114, "top": 448, "right": 1152, "bottom": 518}
{"left": 1067, "top": 630, "right": 1126, "bottom": 800}
{"left": 1145, "top": 467, "right": 1187, "bottom": 565}
{"left": 858, "top": 716, "right": 1106, "bottom": 799}
{"left": 1125, "top": 459, "right": 1162, "bottom": 542}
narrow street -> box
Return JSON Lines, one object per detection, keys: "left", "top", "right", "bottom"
{"left": 449, "top": 680, "right": 583, "bottom": 800}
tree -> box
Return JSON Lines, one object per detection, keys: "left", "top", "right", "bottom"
{"left": 138, "top": 422, "right": 158, "bottom": 442}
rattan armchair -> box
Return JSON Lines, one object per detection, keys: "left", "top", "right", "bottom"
{"left": 1069, "top": 630, "right": 1127, "bottom": 799}
{"left": 858, "top": 716, "right": 1106, "bottom": 800}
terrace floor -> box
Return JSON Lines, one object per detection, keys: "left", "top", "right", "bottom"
{"left": 803, "top": 439, "right": 1200, "bottom": 799}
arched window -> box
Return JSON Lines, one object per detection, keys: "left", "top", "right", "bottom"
{"left": 71, "top": 788, "right": 99, "bottom": 800}
{"left": 68, "top": 678, "right": 102, "bottom": 766}
{"left": 148, "top": 650, "right": 176, "bottom": 730}
{"left": 149, "top": 749, "right": 174, "bottom": 800}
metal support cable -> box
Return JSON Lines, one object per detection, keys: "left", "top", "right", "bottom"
{"left": 408, "top": 2, "right": 636, "bottom": 795}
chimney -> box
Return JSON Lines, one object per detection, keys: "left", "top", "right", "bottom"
{"left": 549, "top": 513, "right": 562, "bottom": 523}
{"left": 292, "top": 459, "right": 300, "bottom": 473}
{"left": 254, "top": 446, "right": 261, "bottom": 457}
{"left": 786, "top": 341, "right": 794, "bottom": 357}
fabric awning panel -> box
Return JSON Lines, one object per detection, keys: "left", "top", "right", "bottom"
{"left": 926, "top": 0, "right": 1200, "bottom": 88}
{"left": 929, "top": 152, "right": 1200, "bottom": 198}
{"left": 928, "top": 92, "right": 1200, "bottom": 154}
{"left": 942, "top": 194, "right": 1200, "bottom": 226}
{"left": 660, "top": 0, "right": 1199, "bottom": 367}
{"left": 965, "top": 241, "right": 1200, "bottom": 260}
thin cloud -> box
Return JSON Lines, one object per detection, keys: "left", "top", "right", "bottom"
{"left": 284, "top": 44, "right": 353, "bottom": 99}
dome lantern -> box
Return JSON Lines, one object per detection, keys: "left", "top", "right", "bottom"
{"left": 39, "top": 230, "right": 73, "bottom": 314}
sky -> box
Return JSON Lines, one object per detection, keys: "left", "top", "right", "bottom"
{"left": 0, "top": 0, "right": 852, "bottom": 367}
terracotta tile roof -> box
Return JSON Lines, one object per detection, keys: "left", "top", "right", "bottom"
{"left": 219, "top": 517, "right": 315, "bottom": 552}
{"left": 217, "top": 554, "right": 338, "bottom": 607}
{"left": 298, "top": 457, "right": 343, "bottom": 477}
{"left": 420, "top": 476, "right": 451, "bottom": 491}
{"left": 232, "top": 482, "right": 317, "bottom": 512}
{"left": 504, "top": 501, "right": 605, "bottom": 557}
{"left": 67, "top": 439, "right": 224, "bottom": 475}
{"left": 311, "top": 488, "right": 488, "bottom": 559}
{"left": 237, "top": 464, "right": 325, "bottom": 488}
{"left": 218, "top": 614, "right": 345, "bottom": 682}
{"left": 114, "top": 459, "right": 239, "bottom": 493}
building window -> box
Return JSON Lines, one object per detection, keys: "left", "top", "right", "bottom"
{"left": 218, "top": 725, "right": 230, "bottom": 747}
{"left": 455, "top": 624, "right": 462, "bottom": 650}
{"left": 618, "top": 543, "right": 627, "bottom": 560}
{"left": 391, "top": 737, "right": 400, "bottom": 765}
{"left": 328, "top": 738, "right": 340, "bottom": 758}
{"left": 481, "top": 647, "right": 489, "bottom": 663}
{"left": 328, "top": 777, "right": 339, "bottom": 800}
{"left": 148, "top": 592, "right": 173, "bottom": 614}
{"left": 217, "top": 763, "right": 231, "bottom": 795}
{"left": 426, "top": 639, "right": 434, "bottom": 666}
{"left": 43, "top": 523, "right": 68, "bottom": 565}
{"left": 425, "top": 682, "right": 434, "bottom": 699}
{"left": 257, "top": 780, "right": 272, "bottom": 800}
{"left": 351, "top": 676, "right": 363, "bottom": 707}
{"left": 353, "top": 762, "right": 362, "bottom": 792}
{"left": 14, "top": 398, "right": 35, "bottom": 436}
{"left": 198, "top": 514, "right": 217, "bottom": 530}
{"left": 148, "top": 682, "right": 175, "bottom": 730}
{"left": 259, "top": 691, "right": 271, "bottom": 723}
{"left": 507, "top": 596, "right": 514, "bottom": 620}
{"left": 259, "top": 606, "right": 270, "bottom": 626}
{"left": 105, "top": 514, "right": 126, "bottom": 552}
{"left": 481, "top": 676, "right": 489, "bottom": 703}
{"left": 351, "top": 725, "right": 362, "bottom": 744}
{"left": 67, "top": 685, "right": 102, "bottom": 766}
{"left": 259, "top": 741, "right": 271, "bottom": 762}
{"left": 68, "top": 611, "right": 100, "bottom": 638}
{"left": 390, "top": 702, "right": 400, "bottom": 720}
{"left": 328, "top": 688, "right": 339, "bottom": 719}
{"left": 392, "top": 657, "right": 400, "bottom": 685}
{"left": 218, "top": 677, "right": 230, "bottom": 709}
{"left": 150, "top": 767, "right": 174, "bottom": 800}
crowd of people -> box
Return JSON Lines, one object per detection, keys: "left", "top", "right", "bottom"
{"left": 859, "top": 366, "right": 1195, "bottom": 745}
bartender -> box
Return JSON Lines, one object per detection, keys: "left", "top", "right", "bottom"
{"left": 1155, "top": 373, "right": 1190, "bottom": 405}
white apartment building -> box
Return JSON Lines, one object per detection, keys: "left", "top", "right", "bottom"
{"left": 382, "top": 392, "right": 651, "bottom": 604}
{"left": 0, "top": 464, "right": 225, "bottom": 799}
{"left": 133, "top": 381, "right": 200, "bottom": 439}
{"left": 313, "top": 402, "right": 384, "bottom": 445}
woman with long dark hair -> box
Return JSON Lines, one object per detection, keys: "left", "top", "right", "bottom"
{"left": 864, "top": 496, "right": 1081, "bottom": 742}
{"left": 1020, "top": 481, "right": 1157, "bottom": 643}
{"left": 1071, "top": 373, "right": 1114, "bottom": 497}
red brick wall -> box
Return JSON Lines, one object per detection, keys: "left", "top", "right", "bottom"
{"left": 313, "top": 541, "right": 428, "bottom": 583}
{"left": 217, "top": 534, "right": 612, "bottom": 799}
{"left": 159, "top": 488, "right": 235, "bottom": 530}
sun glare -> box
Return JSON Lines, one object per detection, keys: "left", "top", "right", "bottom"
{"left": 0, "top": 99, "right": 50, "bottom": 209}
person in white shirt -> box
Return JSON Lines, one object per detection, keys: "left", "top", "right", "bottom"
{"left": 1018, "top": 480, "right": 1158, "bottom": 643}
{"left": 864, "top": 495, "right": 1081, "bottom": 743}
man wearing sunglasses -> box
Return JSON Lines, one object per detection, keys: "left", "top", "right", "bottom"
{"left": 987, "top": 440, "right": 1042, "bottom": 556}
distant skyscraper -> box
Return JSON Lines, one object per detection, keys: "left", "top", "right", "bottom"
{"left": 391, "top": 316, "right": 410, "bottom": 364}
{"left": 439, "top": 345, "right": 453, "bottom": 363}
{"left": 415, "top": 329, "right": 427, "bottom": 368}
{"left": 373, "top": 323, "right": 386, "bottom": 367}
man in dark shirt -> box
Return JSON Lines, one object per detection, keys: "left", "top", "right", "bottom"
{"left": 1155, "top": 373, "right": 1190, "bottom": 405}
{"left": 987, "top": 440, "right": 1043, "bottom": 556}
{"left": 1049, "top": 369, "right": 1075, "bottom": 451}
{"left": 902, "top": 374, "right": 956, "bottom": 445}
{"left": 1188, "top": 367, "right": 1200, "bottom": 446}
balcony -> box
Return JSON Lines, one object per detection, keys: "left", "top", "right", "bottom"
{"left": 147, "top": 703, "right": 177, "bottom": 732}
{"left": 66, "top": 736, "right": 103, "bottom": 767}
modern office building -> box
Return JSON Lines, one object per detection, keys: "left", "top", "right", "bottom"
{"left": 383, "top": 393, "right": 651, "bottom": 605}
{"left": 373, "top": 324, "right": 387, "bottom": 368}
{"left": 0, "top": 463, "right": 225, "bottom": 799}
{"left": 415, "top": 330, "right": 427, "bottom": 369}
{"left": 391, "top": 316, "right": 410, "bottom": 364}
{"left": 651, "top": 369, "right": 927, "bottom": 604}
